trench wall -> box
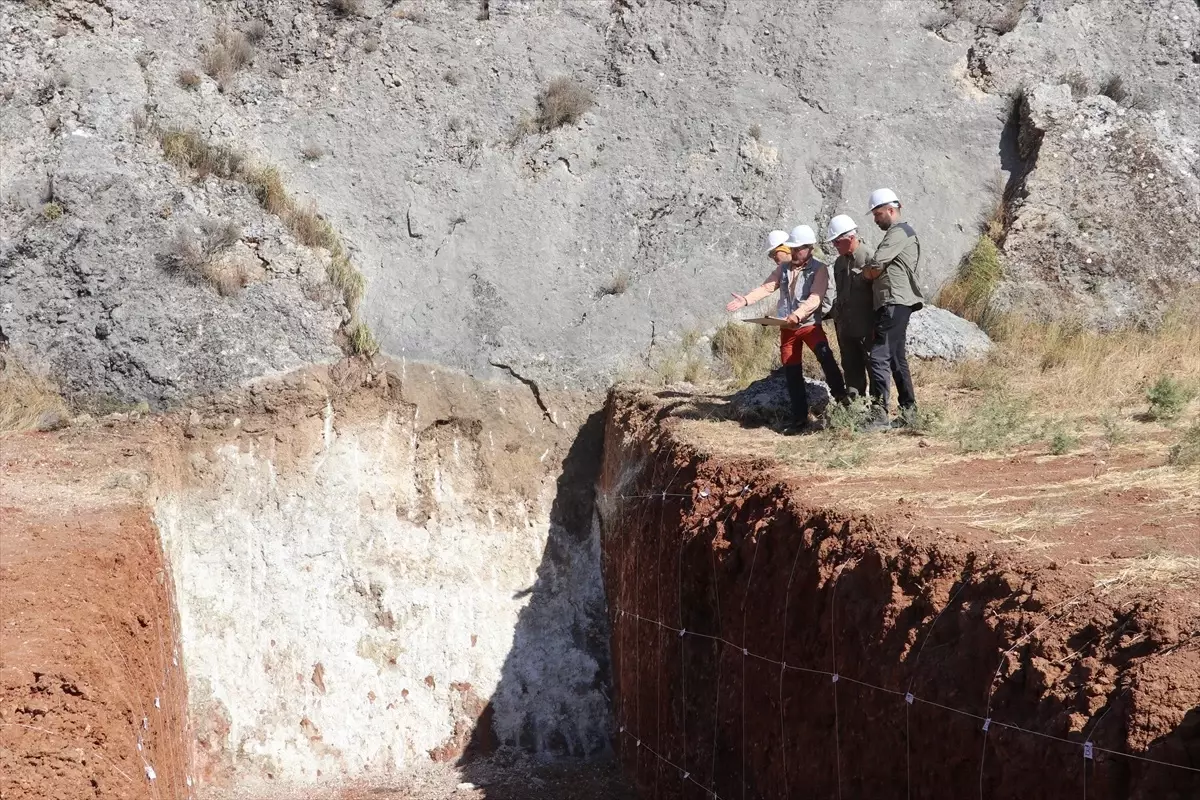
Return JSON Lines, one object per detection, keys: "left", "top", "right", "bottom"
{"left": 597, "top": 390, "right": 1200, "bottom": 800}
{"left": 149, "top": 366, "right": 611, "bottom": 795}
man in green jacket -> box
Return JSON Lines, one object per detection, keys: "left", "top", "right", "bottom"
{"left": 826, "top": 214, "right": 873, "bottom": 399}
{"left": 863, "top": 189, "right": 925, "bottom": 428}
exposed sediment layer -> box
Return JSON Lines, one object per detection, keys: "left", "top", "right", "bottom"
{"left": 598, "top": 388, "right": 1200, "bottom": 799}
{"left": 1, "top": 361, "right": 613, "bottom": 798}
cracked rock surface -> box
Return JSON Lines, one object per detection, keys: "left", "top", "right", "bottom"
{"left": 2, "top": 0, "right": 1198, "bottom": 401}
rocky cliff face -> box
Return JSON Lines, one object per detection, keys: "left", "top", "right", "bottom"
{"left": 2, "top": 0, "right": 1198, "bottom": 402}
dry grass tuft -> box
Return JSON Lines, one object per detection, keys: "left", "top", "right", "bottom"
{"left": 329, "top": 0, "right": 364, "bottom": 15}
{"left": 170, "top": 219, "right": 248, "bottom": 296}
{"left": 711, "top": 322, "right": 779, "bottom": 388}
{"left": 1094, "top": 553, "right": 1200, "bottom": 592}
{"left": 0, "top": 359, "right": 68, "bottom": 435}
{"left": 534, "top": 77, "right": 593, "bottom": 133}
{"left": 178, "top": 68, "right": 202, "bottom": 90}
{"left": 202, "top": 24, "right": 255, "bottom": 90}
{"left": 1168, "top": 421, "right": 1200, "bottom": 467}
{"left": 599, "top": 270, "right": 629, "bottom": 297}
{"left": 915, "top": 291, "right": 1200, "bottom": 414}
{"left": 157, "top": 127, "right": 375, "bottom": 342}
{"left": 301, "top": 141, "right": 327, "bottom": 161}
{"left": 159, "top": 128, "right": 244, "bottom": 178}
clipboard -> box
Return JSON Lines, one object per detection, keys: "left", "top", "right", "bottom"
{"left": 743, "top": 316, "right": 793, "bottom": 328}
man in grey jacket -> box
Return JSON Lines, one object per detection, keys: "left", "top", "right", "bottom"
{"left": 863, "top": 189, "right": 925, "bottom": 428}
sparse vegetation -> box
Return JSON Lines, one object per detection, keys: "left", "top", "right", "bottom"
{"left": 991, "top": 0, "right": 1027, "bottom": 34}
{"left": 652, "top": 330, "right": 708, "bottom": 386}
{"left": 202, "top": 24, "right": 255, "bottom": 91}
{"left": 170, "top": 218, "right": 248, "bottom": 297}
{"left": 42, "top": 201, "right": 64, "bottom": 220}
{"left": 534, "top": 77, "right": 593, "bottom": 133}
{"left": 1046, "top": 422, "right": 1080, "bottom": 455}
{"left": 748, "top": 123, "right": 762, "bottom": 141}
{"left": 937, "top": 234, "right": 1003, "bottom": 329}
{"left": 1145, "top": 375, "right": 1196, "bottom": 421}
{"left": 1167, "top": 421, "right": 1200, "bottom": 467}
{"left": 153, "top": 125, "right": 375, "bottom": 350}
{"left": 301, "top": 141, "right": 327, "bottom": 161}
{"left": 1063, "top": 71, "right": 1090, "bottom": 99}
{"left": 915, "top": 291, "right": 1200, "bottom": 417}
{"left": 330, "top": 0, "right": 364, "bottom": 16}
{"left": 1101, "top": 75, "right": 1129, "bottom": 104}
{"left": 896, "top": 403, "right": 944, "bottom": 436}
{"left": 937, "top": 176, "right": 1008, "bottom": 333}
{"left": 245, "top": 19, "right": 269, "bottom": 42}
{"left": 711, "top": 322, "right": 779, "bottom": 388}
{"left": 136, "top": 50, "right": 155, "bottom": 68}
{"left": 348, "top": 322, "right": 379, "bottom": 356}
{"left": 1101, "top": 412, "right": 1129, "bottom": 445}
{"left": 443, "top": 68, "right": 462, "bottom": 86}
{"left": 160, "top": 127, "right": 244, "bottom": 178}
{"left": 955, "top": 393, "right": 1032, "bottom": 453}
{"left": 0, "top": 359, "right": 68, "bottom": 435}
{"left": 362, "top": 35, "right": 380, "bottom": 53}
{"left": 178, "top": 68, "right": 202, "bottom": 90}
{"left": 921, "top": 10, "right": 956, "bottom": 34}
{"left": 599, "top": 270, "right": 629, "bottom": 297}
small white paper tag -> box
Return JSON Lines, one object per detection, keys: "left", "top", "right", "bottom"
{"left": 905, "top": 692, "right": 914, "bottom": 705}
{"left": 1083, "top": 742, "right": 1094, "bottom": 760}
{"left": 982, "top": 718, "right": 991, "bottom": 732}
{"left": 831, "top": 674, "right": 839, "bottom": 683}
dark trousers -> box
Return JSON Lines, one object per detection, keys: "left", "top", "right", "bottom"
{"left": 868, "top": 304, "right": 916, "bottom": 412}
{"left": 836, "top": 328, "right": 870, "bottom": 399}
{"left": 784, "top": 364, "right": 809, "bottom": 424}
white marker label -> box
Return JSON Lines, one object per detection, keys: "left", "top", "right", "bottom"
{"left": 1083, "top": 742, "right": 1094, "bottom": 760}
{"left": 982, "top": 718, "right": 991, "bottom": 732}
{"left": 905, "top": 692, "right": 914, "bottom": 705}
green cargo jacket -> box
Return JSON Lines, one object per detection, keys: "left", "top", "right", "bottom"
{"left": 868, "top": 221, "right": 925, "bottom": 311}
{"left": 832, "top": 245, "right": 875, "bottom": 340}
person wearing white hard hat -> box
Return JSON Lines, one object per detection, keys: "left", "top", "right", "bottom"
{"left": 826, "top": 214, "right": 874, "bottom": 399}
{"left": 862, "top": 188, "right": 926, "bottom": 429}
{"left": 726, "top": 225, "right": 847, "bottom": 433}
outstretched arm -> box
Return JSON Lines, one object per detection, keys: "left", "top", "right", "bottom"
{"left": 726, "top": 265, "right": 782, "bottom": 312}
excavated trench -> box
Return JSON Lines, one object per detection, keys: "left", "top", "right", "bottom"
{"left": 2, "top": 370, "right": 1198, "bottom": 800}
{"left": 597, "top": 388, "right": 1200, "bottom": 800}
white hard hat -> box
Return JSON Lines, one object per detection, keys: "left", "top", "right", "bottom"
{"left": 868, "top": 188, "right": 900, "bottom": 212}
{"left": 766, "top": 229, "right": 789, "bottom": 253}
{"left": 785, "top": 224, "right": 817, "bottom": 248}
{"left": 826, "top": 214, "right": 858, "bottom": 242}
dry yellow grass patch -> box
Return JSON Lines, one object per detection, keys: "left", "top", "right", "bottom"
{"left": 0, "top": 360, "right": 67, "bottom": 434}
{"left": 913, "top": 292, "right": 1200, "bottom": 415}
{"left": 1092, "top": 553, "right": 1200, "bottom": 593}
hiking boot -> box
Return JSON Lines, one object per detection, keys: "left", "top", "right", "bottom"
{"left": 863, "top": 408, "right": 891, "bottom": 433}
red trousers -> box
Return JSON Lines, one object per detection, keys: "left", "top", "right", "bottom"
{"left": 779, "top": 325, "right": 830, "bottom": 366}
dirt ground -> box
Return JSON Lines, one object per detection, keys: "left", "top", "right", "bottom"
{"left": 601, "top": 386, "right": 1200, "bottom": 799}
{"left": 0, "top": 434, "right": 190, "bottom": 800}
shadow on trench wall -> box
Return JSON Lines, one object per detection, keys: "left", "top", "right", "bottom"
{"left": 456, "top": 409, "right": 617, "bottom": 783}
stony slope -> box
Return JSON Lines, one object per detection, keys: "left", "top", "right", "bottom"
{"left": 2, "top": 0, "right": 1198, "bottom": 402}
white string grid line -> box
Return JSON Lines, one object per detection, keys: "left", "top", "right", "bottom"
{"left": 611, "top": 487, "right": 1200, "bottom": 799}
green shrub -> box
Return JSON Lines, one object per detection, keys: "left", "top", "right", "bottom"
{"left": 1145, "top": 375, "right": 1196, "bottom": 421}
{"left": 955, "top": 393, "right": 1032, "bottom": 453}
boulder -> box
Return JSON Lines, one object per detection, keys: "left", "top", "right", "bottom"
{"left": 907, "top": 306, "right": 993, "bottom": 361}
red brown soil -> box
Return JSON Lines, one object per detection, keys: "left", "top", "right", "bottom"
{"left": 0, "top": 435, "right": 190, "bottom": 800}
{"left": 600, "top": 388, "right": 1200, "bottom": 799}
